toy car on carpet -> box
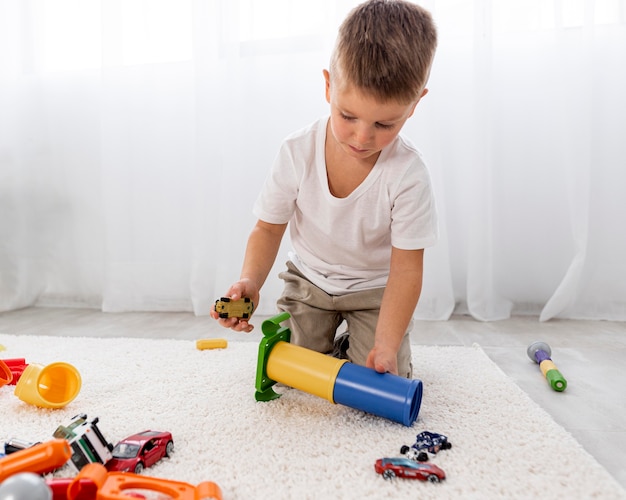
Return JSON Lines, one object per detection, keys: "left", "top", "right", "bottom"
{"left": 52, "top": 414, "right": 114, "bottom": 472}
{"left": 106, "top": 430, "right": 174, "bottom": 474}
{"left": 2, "top": 438, "right": 40, "bottom": 455}
{"left": 375, "top": 457, "right": 446, "bottom": 482}
{"left": 400, "top": 431, "right": 452, "bottom": 462}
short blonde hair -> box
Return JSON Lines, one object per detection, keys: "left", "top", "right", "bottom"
{"left": 330, "top": 0, "right": 437, "bottom": 103}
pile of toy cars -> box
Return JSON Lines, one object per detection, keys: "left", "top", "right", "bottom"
{"left": 374, "top": 431, "right": 452, "bottom": 483}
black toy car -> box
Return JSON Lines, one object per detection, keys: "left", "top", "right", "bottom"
{"left": 400, "top": 431, "right": 452, "bottom": 462}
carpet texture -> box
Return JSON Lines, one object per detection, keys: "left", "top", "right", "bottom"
{"left": 1, "top": 333, "right": 624, "bottom": 500}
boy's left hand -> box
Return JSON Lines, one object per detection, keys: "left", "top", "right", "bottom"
{"left": 366, "top": 346, "right": 399, "bottom": 376}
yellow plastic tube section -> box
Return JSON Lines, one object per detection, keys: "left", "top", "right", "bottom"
{"left": 266, "top": 341, "right": 347, "bottom": 403}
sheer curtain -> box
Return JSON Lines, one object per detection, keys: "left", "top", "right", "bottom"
{"left": 1, "top": 0, "right": 625, "bottom": 321}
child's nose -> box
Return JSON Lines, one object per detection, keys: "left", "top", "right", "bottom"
{"left": 354, "top": 124, "right": 374, "bottom": 145}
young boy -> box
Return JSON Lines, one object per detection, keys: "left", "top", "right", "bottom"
{"left": 211, "top": 0, "right": 438, "bottom": 378}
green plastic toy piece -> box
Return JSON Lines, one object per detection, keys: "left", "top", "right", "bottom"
{"left": 545, "top": 369, "right": 567, "bottom": 392}
{"left": 254, "top": 312, "right": 291, "bottom": 402}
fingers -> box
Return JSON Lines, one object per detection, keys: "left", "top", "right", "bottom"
{"left": 237, "top": 321, "right": 254, "bottom": 334}
{"left": 211, "top": 280, "right": 258, "bottom": 332}
{"left": 214, "top": 316, "right": 254, "bottom": 333}
{"left": 366, "top": 349, "right": 399, "bottom": 376}
{"left": 226, "top": 281, "right": 249, "bottom": 302}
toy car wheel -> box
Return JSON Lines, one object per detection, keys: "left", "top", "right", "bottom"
{"left": 382, "top": 470, "right": 395, "bottom": 481}
{"left": 134, "top": 462, "right": 144, "bottom": 474}
{"left": 427, "top": 474, "right": 440, "bottom": 483}
{"left": 417, "top": 452, "right": 428, "bottom": 462}
{"left": 400, "top": 445, "right": 410, "bottom": 454}
{"left": 165, "top": 441, "right": 174, "bottom": 457}
{"left": 221, "top": 297, "right": 231, "bottom": 302}
{"left": 441, "top": 441, "right": 452, "bottom": 450}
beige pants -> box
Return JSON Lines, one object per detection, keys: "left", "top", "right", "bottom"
{"left": 276, "top": 261, "right": 413, "bottom": 378}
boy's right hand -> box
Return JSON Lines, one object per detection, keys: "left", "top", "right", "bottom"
{"left": 209, "top": 279, "right": 259, "bottom": 333}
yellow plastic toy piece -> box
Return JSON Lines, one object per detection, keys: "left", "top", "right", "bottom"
{"left": 266, "top": 341, "right": 348, "bottom": 403}
{"left": 214, "top": 297, "right": 254, "bottom": 319}
{"left": 68, "top": 463, "right": 222, "bottom": 500}
{"left": 13, "top": 362, "right": 82, "bottom": 409}
{"left": 196, "top": 338, "right": 228, "bottom": 350}
{"left": 0, "top": 439, "right": 72, "bottom": 482}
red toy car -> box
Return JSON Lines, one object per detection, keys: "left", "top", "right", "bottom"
{"left": 374, "top": 457, "right": 446, "bottom": 482}
{"left": 105, "top": 431, "right": 174, "bottom": 474}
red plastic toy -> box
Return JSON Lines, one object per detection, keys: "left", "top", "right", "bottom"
{"left": 375, "top": 457, "right": 446, "bottom": 482}
{"left": 105, "top": 431, "right": 173, "bottom": 474}
{"left": 0, "top": 358, "right": 29, "bottom": 386}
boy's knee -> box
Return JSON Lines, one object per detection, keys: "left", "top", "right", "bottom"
{"left": 400, "top": 361, "right": 413, "bottom": 379}
{"left": 397, "top": 343, "right": 413, "bottom": 379}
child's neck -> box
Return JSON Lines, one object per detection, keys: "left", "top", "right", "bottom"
{"left": 325, "top": 127, "right": 380, "bottom": 198}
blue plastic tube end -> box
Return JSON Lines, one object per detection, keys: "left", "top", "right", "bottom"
{"left": 332, "top": 363, "right": 423, "bottom": 426}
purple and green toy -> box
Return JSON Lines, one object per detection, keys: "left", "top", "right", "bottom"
{"left": 527, "top": 341, "right": 567, "bottom": 392}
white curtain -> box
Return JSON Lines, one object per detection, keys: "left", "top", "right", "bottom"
{"left": 1, "top": 0, "right": 625, "bottom": 321}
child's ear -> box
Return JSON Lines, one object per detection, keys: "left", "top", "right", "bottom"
{"left": 408, "top": 88, "right": 429, "bottom": 117}
{"left": 323, "top": 69, "right": 331, "bottom": 103}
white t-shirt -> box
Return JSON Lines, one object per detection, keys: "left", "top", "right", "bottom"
{"left": 253, "top": 117, "right": 438, "bottom": 295}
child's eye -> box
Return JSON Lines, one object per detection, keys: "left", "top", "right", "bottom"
{"left": 339, "top": 113, "right": 394, "bottom": 129}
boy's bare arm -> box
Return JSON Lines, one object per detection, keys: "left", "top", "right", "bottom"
{"left": 367, "top": 247, "right": 424, "bottom": 375}
{"left": 240, "top": 220, "right": 287, "bottom": 290}
{"left": 211, "top": 219, "right": 287, "bottom": 332}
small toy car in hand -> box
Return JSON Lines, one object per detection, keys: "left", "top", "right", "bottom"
{"left": 214, "top": 297, "right": 254, "bottom": 319}
{"left": 375, "top": 457, "right": 446, "bottom": 482}
{"left": 400, "top": 431, "right": 452, "bottom": 462}
{"left": 105, "top": 431, "right": 174, "bottom": 474}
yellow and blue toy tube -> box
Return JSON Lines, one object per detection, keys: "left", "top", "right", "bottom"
{"left": 256, "top": 313, "right": 423, "bottom": 426}
{"left": 332, "top": 363, "right": 422, "bottom": 426}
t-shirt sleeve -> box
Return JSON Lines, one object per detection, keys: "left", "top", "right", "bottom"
{"left": 390, "top": 159, "right": 439, "bottom": 250}
{"left": 253, "top": 141, "right": 299, "bottom": 224}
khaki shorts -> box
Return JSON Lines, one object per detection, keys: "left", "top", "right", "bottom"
{"left": 276, "top": 261, "right": 413, "bottom": 378}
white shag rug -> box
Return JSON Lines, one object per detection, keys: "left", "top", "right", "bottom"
{"left": 1, "top": 333, "right": 624, "bottom": 500}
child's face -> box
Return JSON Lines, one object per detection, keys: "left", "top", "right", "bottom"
{"left": 324, "top": 69, "right": 426, "bottom": 163}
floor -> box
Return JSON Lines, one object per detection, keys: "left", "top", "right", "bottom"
{"left": 1, "top": 307, "right": 625, "bottom": 490}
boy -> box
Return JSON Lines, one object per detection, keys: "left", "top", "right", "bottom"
{"left": 211, "top": 0, "right": 438, "bottom": 378}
